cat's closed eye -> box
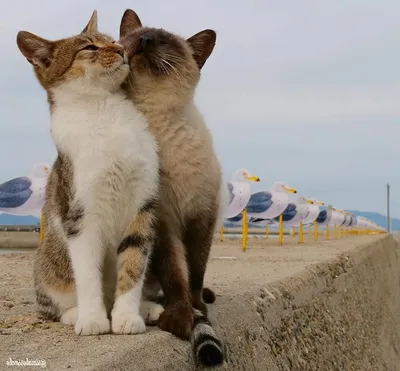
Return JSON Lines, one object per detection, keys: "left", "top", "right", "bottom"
{"left": 82, "top": 45, "right": 99, "bottom": 51}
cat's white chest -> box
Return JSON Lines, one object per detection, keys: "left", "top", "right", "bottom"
{"left": 50, "top": 91, "right": 159, "bottom": 236}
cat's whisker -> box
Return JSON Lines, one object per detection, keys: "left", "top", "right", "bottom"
{"left": 162, "top": 54, "right": 195, "bottom": 79}
{"left": 155, "top": 55, "right": 172, "bottom": 80}
{"left": 158, "top": 56, "right": 184, "bottom": 87}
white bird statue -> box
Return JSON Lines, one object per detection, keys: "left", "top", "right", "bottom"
{"left": 0, "top": 163, "right": 50, "bottom": 217}
{"left": 246, "top": 181, "right": 297, "bottom": 224}
{"left": 225, "top": 168, "right": 260, "bottom": 219}
{"left": 301, "top": 197, "right": 325, "bottom": 226}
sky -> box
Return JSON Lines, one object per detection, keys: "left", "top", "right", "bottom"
{"left": 1, "top": 0, "right": 399, "bottom": 217}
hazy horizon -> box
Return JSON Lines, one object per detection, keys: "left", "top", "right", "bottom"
{"left": 1, "top": 1, "right": 399, "bottom": 217}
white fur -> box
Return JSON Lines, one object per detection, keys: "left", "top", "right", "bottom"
{"left": 217, "top": 181, "right": 229, "bottom": 228}
{"left": 69, "top": 224, "right": 110, "bottom": 335}
{"left": 140, "top": 300, "right": 164, "bottom": 325}
{"left": 111, "top": 282, "right": 146, "bottom": 334}
{"left": 47, "top": 285, "right": 77, "bottom": 317}
{"left": 50, "top": 78, "right": 159, "bottom": 336}
{"left": 60, "top": 306, "right": 78, "bottom": 326}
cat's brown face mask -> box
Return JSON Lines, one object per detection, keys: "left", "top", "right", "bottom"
{"left": 119, "top": 9, "right": 216, "bottom": 84}
{"left": 16, "top": 10, "right": 129, "bottom": 91}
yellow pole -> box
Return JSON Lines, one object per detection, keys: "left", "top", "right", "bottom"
{"left": 325, "top": 225, "right": 329, "bottom": 240}
{"left": 340, "top": 226, "right": 343, "bottom": 238}
{"left": 278, "top": 214, "right": 283, "bottom": 246}
{"left": 334, "top": 224, "right": 338, "bottom": 239}
{"left": 313, "top": 220, "right": 318, "bottom": 241}
{"left": 265, "top": 224, "right": 269, "bottom": 239}
{"left": 299, "top": 223, "right": 304, "bottom": 244}
{"left": 219, "top": 225, "right": 224, "bottom": 242}
{"left": 241, "top": 209, "right": 247, "bottom": 252}
{"left": 39, "top": 211, "right": 44, "bottom": 242}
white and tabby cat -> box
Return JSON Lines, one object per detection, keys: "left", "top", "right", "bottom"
{"left": 16, "top": 11, "right": 159, "bottom": 336}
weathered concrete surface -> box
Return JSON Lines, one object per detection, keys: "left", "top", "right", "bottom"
{"left": 1, "top": 235, "right": 399, "bottom": 370}
{"left": 0, "top": 232, "right": 37, "bottom": 249}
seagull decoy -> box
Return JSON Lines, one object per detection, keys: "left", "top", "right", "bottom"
{"left": 246, "top": 181, "right": 297, "bottom": 224}
{"left": 225, "top": 168, "right": 260, "bottom": 219}
{"left": 316, "top": 204, "right": 333, "bottom": 226}
{"left": 0, "top": 163, "right": 50, "bottom": 217}
{"left": 301, "top": 197, "right": 325, "bottom": 226}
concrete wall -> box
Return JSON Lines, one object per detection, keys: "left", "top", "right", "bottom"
{"left": 216, "top": 235, "right": 400, "bottom": 371}
{"left": 1, "top": 235, "right": 399, "bottom": 370}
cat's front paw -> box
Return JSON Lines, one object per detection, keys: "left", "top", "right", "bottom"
{"left": 60, "top": 306, "right": 78, "bottom": 326}
{"left": 140, "top": 300, "right": 164, "bottom": 325}
{"left": 111, "top": 311, "right": 146, "bottom": 334}
{"left": 159, "top": 300, "right": 194, "bottom": 339}
{"left": 74, "top": 312, "right": 110, "bottom": 335}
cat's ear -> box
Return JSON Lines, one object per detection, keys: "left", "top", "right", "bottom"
{"left": 81, "top": 10, "right": 98, "bottom": 34}
{"left": 16, "top": 31, "right": 53, "bottom": 69}
{"left": 120, "top": 9, "right": 142, "bottom": 38}
{"left": 186, "top": 30, "right": 216, "bottom": 70}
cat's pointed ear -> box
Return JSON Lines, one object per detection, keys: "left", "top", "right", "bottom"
{"left": 120, "top": 9, "right": 142, "bottom": 38}
{"left": 186, "top": 30, "right": 216, "bottom": 70}
{"left": 16, "top": 31, "right": 53, "bottom": 69}
{"left": 81, "top": 10, "right": 98, "bottom": 34}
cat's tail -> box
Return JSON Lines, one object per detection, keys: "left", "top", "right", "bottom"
{"left": 190, "top": 308, "right": 225, "bottom": 366}
{"left": 202, "top": 287, "right": 216, "bottom": 304}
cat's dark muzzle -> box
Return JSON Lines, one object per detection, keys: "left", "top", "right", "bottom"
{"left": 119, "top": 34, "right": 166, "bottom": 76}
{"left": 119, "top": 32, "right": 157, "bottom": 58}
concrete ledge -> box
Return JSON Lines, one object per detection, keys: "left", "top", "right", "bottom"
{"left": 0, "top": 231, "right": 38, "bottom": 249}
{"left": 1, "top": 235, "right": 399, "bottom": 370}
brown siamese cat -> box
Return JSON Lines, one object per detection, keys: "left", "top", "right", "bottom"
{"left": 119, "top": 10, "right": 227, "bottom": 366}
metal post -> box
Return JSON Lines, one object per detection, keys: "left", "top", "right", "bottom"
{"left": 278, "top": 214, "right": 284, "bottom": 246}
{"left": 387, "top": 183, "right": 390, "bottom": 233}
{"left": 241, "top": 209, "right": 247, "bottom": 252}
{"left": 299, "top": 223, "right": 304, "bottom": 244}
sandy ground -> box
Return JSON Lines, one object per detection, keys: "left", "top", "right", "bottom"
{"left": 0, "top": 234, "right": 386, "bottom": 370}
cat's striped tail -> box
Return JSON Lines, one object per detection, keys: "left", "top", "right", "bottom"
{"left": 190, "top": 308, "right": 225, "bottom": 366}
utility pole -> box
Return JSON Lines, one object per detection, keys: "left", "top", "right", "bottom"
{"left": 387, "top": 183, "right": 390, "bottom": 233}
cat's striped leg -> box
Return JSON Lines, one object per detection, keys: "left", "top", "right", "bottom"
{"left": 111, "top": 199, "right": 157, "bottom": 334}
{"left": 184, "top": 203, "right": 225, "bottom": 366}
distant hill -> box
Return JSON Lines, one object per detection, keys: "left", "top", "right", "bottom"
{"left": 347, "top": 210, "right": 400, "bottom": 231}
